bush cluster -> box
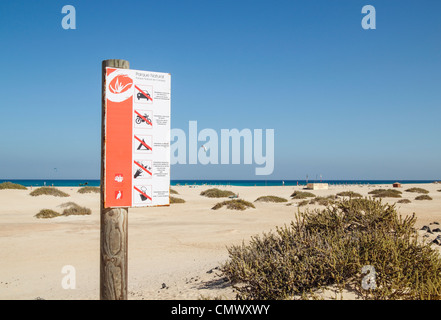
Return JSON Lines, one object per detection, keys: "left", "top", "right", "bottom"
{"left": 201, "top": 188, "right": 236, "bottom": 198}
{"left": 221, "top": 198, "right": 441, "bottom": 300}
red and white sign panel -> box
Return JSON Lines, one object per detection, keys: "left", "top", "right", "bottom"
{"left": 104, "top": 67, "right": 170, "bottom": 208}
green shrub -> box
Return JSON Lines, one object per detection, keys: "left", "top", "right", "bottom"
{"left": 30, "top": 187, "right": 69, "bottom": 197}
{"left": 368, "top": 189, "right": 402, "bottom": 198}
{"left": 406, "top": 188, "right": 429, "bottom": 194}
{"left": 255, "top": 196, "right": 288, "bottom": 203}
{"left": 35, "top": 209, "right": 61, "bottom": 219}
{"left": 0, "top": 182, "right": 27, "bottom": 190}
{"left": 78, "top": 186, "right": 100, "bottom": 194}
{"left": 170, "top": 196, "right": 185, "bottom": 204}
{"left": 212, "top": 199, "right": 255, "bottom": 211}
{"left": 397, "top": 199, "right": 411, "bottom": 204}
{"left": 291, "top": 191, "right": 316, "bottom": 199}
{"left": 221, "top": 198, "right": 441, "bottom": 300}
{"left": 415, "top": 195, "right": 432, "bottom": 201}
{"left": 336, "top": 191, "right": 362, "bottom": 198}
{"left": 201, "top": 188, "right": 236, "bottom": 198}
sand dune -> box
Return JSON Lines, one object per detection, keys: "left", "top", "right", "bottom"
{"left": 1, "top": 183, "right": 440, "bottom": 300}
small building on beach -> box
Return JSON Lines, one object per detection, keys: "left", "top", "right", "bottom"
{"left": 392, "top": 182, "right": 402, "bottom": 188}
{"left": 306, "top": 183, "right": 328, "bottom": 190}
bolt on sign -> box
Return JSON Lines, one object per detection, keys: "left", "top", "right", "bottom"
{"left": 104, "top": 67, "right": 170, "bottom": 208}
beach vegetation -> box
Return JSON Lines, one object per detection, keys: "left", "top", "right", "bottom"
{"left": 78, "top": 186, "right": 100, "bottom": 194}
{"left": 212, "top": 199, "right": 255, "bottom": 211}
{"left": 336, "top": 191, "right": 362, "bottom": 198}
{"left": 0, "top": 182, "right": 27, "bottom": 190}
{"left": 221, "top": 198, "right": 441, "bottom": 300}
{"left": 368, "top": 189, "right": 402, "bottom": 198}
{"left": 30, "top": 187, "right": 69, "bottom": 197}
{"left": 61, "top": 202, "right": 92, "bottom": 216}
{"left": 397, "top": 199, "right": 411, "bottom": 204}
{"left": 170, "top": 188, "right": 179, "bottom": 195}
{"left": 35, "top": 209, "right": 61, "bottom": 219}
{"left": 254, "top": 196, "right": 288, "bottom": 203}
{"left": 308, "top": 196, "right": 336, "bottom": 206}
{"left": 415, "top": 195, "right": 432, "bottom": 201}
{"left": 297, "top": 200, "right": 310, "bottom": 207}
{"left": 170, "top": 196, "right": 185, "bottom": 204}
{"left": 291, "top": 191, "right": 316, "bottom": 199}
{"left": 201, "top": 188, "right": 236, "bottom": 198}
{"left": 405, "top": 188, "right": 429, "bottom": 194}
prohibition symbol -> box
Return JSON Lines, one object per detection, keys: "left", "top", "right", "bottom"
{"left": 134, "top": 160, "right": 152, "bottom": 179}
{"left": 133, "top": 185, "right": 152, "bottom": 204}
{"left": 134, "top": 135, "right": 152, "bottom": 152}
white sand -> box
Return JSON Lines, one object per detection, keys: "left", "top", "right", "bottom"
{"left": 1, "top": 183, "right": 440, "bottom": 300}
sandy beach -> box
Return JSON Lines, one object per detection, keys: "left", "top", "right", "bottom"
{"left": 1, "top": 183, "right": 440, "bottom": 300}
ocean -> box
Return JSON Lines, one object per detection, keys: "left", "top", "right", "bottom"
{"left": 1, "top": 179, "right": 439, "bottom": 187}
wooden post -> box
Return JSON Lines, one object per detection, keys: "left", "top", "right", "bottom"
{"left": 100, "top": 59, "right": 129, "bottom": 300}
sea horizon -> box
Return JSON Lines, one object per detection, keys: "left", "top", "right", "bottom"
{"left": 1, "top": 179, "right": 440, "bottom": 187}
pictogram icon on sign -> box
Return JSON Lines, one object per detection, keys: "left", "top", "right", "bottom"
{"left": 134, "top": 110, "right": 153, "bottom": 128}
{"left": 133, "top": 185, "right": 152, "bottom": 204}
{"left": 134, "top": 135, "right": 152, "bottom": 153}
{"left": 133, "top": 160, "right": 152, "bottom": 179}
{"left": 135, "top": 85, "right": 153, "bottom": 103}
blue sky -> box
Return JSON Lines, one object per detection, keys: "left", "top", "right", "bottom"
{"left": 0, "top": 0, "right": 440, "bottom": 180}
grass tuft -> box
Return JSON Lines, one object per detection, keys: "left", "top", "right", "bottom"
{"left": 35, "top": 209, "right": 61, "bottom": 219}
{"left": 336, "top": 191, "right": 362, "bottom": 198}
{"left": 212, "top": 199, "right": 255, "bottom": 211}
{"left": 255, "top": 196, "right": 288, "bottom": 203}
{"left": 170, "top": 188, "right": 179, "bottom": 195}
{"left": 170, "top": 196, "right": 185, "bottom": 204}
{"left": 415, "top": 195, "right": 432, "bottom": 201}
{"left": 78, "top": 186, "right": 100, "bottom": 194}
{"left": 368, "top": 189, "right": 402, "bottom": 198}
{"left": 308, "top": 196, "right": 336, "bottom": 206}
{"left": 405, "top": 187, "right": 429, "bottom": 194}
{"left": 397, "top": 199, "right": 411, "bottom": 204}
{"left": 201, "top": 188, "right": 236, "bottom": 198}
{"left": 30, "top": 187, "right": 69, "bottom": 197}
{"left": 291, "top": 191, "right": 316, "bottom": 199}
{"left": 221, "top": 198, "right": 441, "bottom": 300}
{"left": 0, "top": 182, "right": 27, "bottom": 190}
{"left": 60, "top": 202, "right": 91, "bottom": 216}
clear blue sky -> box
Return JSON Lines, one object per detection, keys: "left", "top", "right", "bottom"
{"left": 0, "top": 0, "right": 440, "bottom": 180}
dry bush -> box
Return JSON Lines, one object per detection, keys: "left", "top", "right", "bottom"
{"left": 291, "top": 191, "right": 316, "bottom": 199}
{"left": 406, "top": 188, "right": 429, "bottom": 194}
{"left": 221, "top": 198, "right": 441, "bottom": 300}
{"left": 0, "top": 182, "right": 27, "bottom": 190}
{"left": 212, "top": 199, "right": 255, "bottom": 211}
{"left": 170, "top": 188, "right": 179, "bottom": 195}
{"left": 78, "top": 186, "right": 100, "bottom": 194}
{"left": 415, "top": 195, "right": 432, "bottom": 201}
{"left": 35, "top": 209, "right": 61, "bottom": 219}
{"left": 397, "top": 199, "right": 411, "bottom": 204}
{"left": 368, "top": 189, "right": 402, "bottom": 198}
{"left": 61, "top": 203, "right": 91, "bottom": 216}
{"left": 30, "top": 187, "right": 69, "bottom": 197}
{"left": 308, "top": 196, "right": 335, "bottom": 206}
{"left": 170, "top": 196, "right": 185, "bottom": 204}
{"left": 201, "top": 188, "right": 236, "bottom": 198}
{"left": 337, "top": 191, "right": 362, "bottom": 198}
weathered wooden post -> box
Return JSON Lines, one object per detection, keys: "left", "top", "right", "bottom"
{"left": 100, "top": 59, "right": 129, "bottom": 300}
